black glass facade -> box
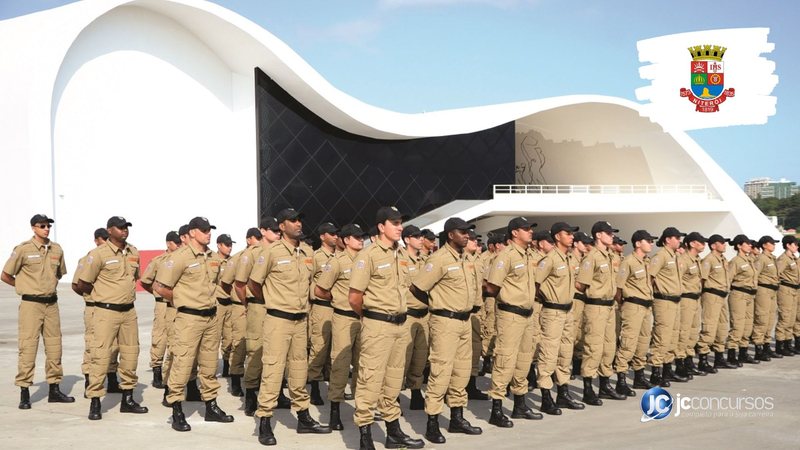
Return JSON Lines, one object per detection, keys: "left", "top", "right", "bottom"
{"left": 255, "top": 68, "right": 515, "bottom": 232}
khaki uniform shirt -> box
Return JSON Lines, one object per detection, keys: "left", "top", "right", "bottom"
{"left": 755, "top": 253, "right": 779, "bottom": 285}
{"left": 535, "top": 247, "right": 574, "bottom": 304}
{"left": 678, "top": 252, "right": 706, "bottom": 295}
{"left": 249, "top": 239, "right": 313, "bottom": 313}
{"left": 617, "top": 253, "right": 652, "bottom": 300}
{"left": 316, "top": 249, "right": 358, "bottom": 311}
{"left": 486, "top": 242, "right": 536, "bottom": 309}
{"left": 311, "top": 248, "right": 335, "bottom": 300}
{"left": 220, "top": 249, "right": 249, "bottom": 301}
{"left": 3, "top": 238, "right": 65, "bottom": 296}
{"left": 777, "top": 251, "right": 800, "bottom": 284}
{"left": 405, "top": 252, "right": 427, "bottom": 310}
{"left": 140, "top": 251, "right": 168, "bottom": 287}
{"left": 648, "top": 247, "right": 682, "bottom": 297}
{"left": 213, "top": 252, "right": 231, "bottom": 299}
{"left": 349, "top": 240, "right": 409, "bottom": 315}
{"left": 73, "top": 254, "right": 92, "bottom": 302}
{"left": 701, "top": 252, "right": 731, "bottom": 291}
{"left": 611, "top": 252, "right": 622, "bottom": 276}
{"left": 465, "top": 252, "right": 484, "bottom": 307}
{"left": 729, "top": 254, "right": 757, "bottom": 289}
{"left": 576, "top": 247, "right": 616, "bottom": 300}
{"left": 413, "top": 243, "right": 471, "bottom": 312}
{"left": 234, "top": 244, "right": 264, "bottom": 287}
{"left": 155, "top": 245, "right": 221, "bottom": 309}
{"left": 79, "top": 241, "right": 139, "bottom": 304}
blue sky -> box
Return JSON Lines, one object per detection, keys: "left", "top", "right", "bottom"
{"left": 2, "top": 0, "right": 797, "bottom": 186}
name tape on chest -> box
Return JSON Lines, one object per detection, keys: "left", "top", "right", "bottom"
{"left": 377, "top": 263, "right": 391, "bottom": 270}
{"left": 447, "top": 265, "right": 461, "bottom": 272}
{"left": 276, "top": 259, "right": 290, "bottom": 265}
{"left": 187, "top": 262, "right": 200, "bottom": 268}
{"left": 513, "top": 263, "right": 525, "bottom": 270}
{"left": 105, "top": 259, "right": 119, "bottom": 265}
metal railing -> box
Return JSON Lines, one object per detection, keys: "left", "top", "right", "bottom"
{"left": 494, "top": 184, "right": 714, "bottom": 198}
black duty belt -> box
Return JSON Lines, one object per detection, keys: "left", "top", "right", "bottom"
{"left": 21, "top": 294, "right": 57, "bottom": 304}
{"left": 166, "top": 303, "right": 175, "bottom": 308}
{"left": 154, "top": 297, "right": 167, "bottom": 303}
{"left": 731, "top": 285, "right": 757, "bottom": 295}
{"left": 471, "top": 305, "right": 481, "bottom": 314}
{"left": 757, "top": 283, "right": 779, "bottom": 291}
{"left": 497, "top": 302, "right": 533, "bottom": 318}
{"left": 573, "top": 292, "right": 587, "bottom": 302}
{"left": 217, "top": 297, "right": 233, "bottom": 306}
{"left": 681, "top": 292, "right": 701, "bottom": 300}
{"left": 95, "top": 302, "right": 135, "bottom": 312}
{"left": 246, "top": 297, "right": 265, "bottom": 305}
{"left": 85, "top": 301, "right": 97, "bottom": 307}
{"left": 780, "top": 281, "right": 800, "bottom": 290}
{"left": 430, "top": 309, "right": 471, "bottom": 321}
{"left": 702, "top": 287, "right": 729, "bottom": 298}
{"left": 654, "top": 292, "right": 681, "bottom": 302}
{"left": 407, "top": 308, "right": 429, "bottom": 318}
{"left": 178, "top": 306, "right": 217, "bottom": 317}
{"left": 584, "top": 297, "right": 614, "bottom": 307}
{"left": 363, "top": 310, "right": 407, "bottom": 325}
{"left": 231, "top": 299, "right": 243, "bottom": 306}
{"left": 311, "top": 299, "right": 333, "bottom": 308}
{"left": 624, "top": 297, "right": 653, "bottom": 308}
{"left": 333, "top": 308, "right": 360, "bottom": 319}
{"left": 542, "top": 302, "right": 572, "bottom": 311}
{"left": 267, "top": 309, "right": 307, "bottom": 321}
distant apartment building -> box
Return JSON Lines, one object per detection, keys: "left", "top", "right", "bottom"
{"left": 744, "top": 177, "right": 800, "bottom": 199}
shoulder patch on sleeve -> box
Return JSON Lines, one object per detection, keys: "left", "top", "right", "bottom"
{"left": 582, "top": 260, "right": 591, "bottom": 270}
{"left": 356, "top": 260, "right": 366, "bottom": 270}
{"left": 424, "top": 263, "right": 434, "bottom": 272}
{"left": 242, "top": 255, "right": 248, "bottom": 264}
{"left": 87, "top": 255, "right": 94, "bottom": 264}
{"left": 538, "top": 260, "right": 546, "bottom": 269}
{"left": 166, "top": 260, "right": 174, "bottom": 268}
{"left": 257, "top": 255, "right": 265, "bottom": 265}
{"left": 495, "top": 260, "right": 504, "bottom": 270}
{"left": 651, "top": 256, "right": 659, "bottom": 266}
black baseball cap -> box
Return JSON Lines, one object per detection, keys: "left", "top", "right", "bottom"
{"left": 660, "top": 227, "right": 686, "bottom": 240}
{"left": 317, "top": 222, "right": 339, "bottom": 235}
{"left": 591, "top": 221, "right": 619, "bottom": 236}
{"left": 507, "top": 217, "right": 536, "bottom": 234}
{"left": 551, "top": 222, "right": 579, "bottom": 236}
{"left": 402, "top": 225, "right": 422, "bottom": 239}
{"left": 631, "top": 230, "right": 658, "bottom": 243}
{"left": 188, "top": 216, "right": 215, "bottom": 231}
{"left": 341, "top": 223, "right": 368, "bottom": 238}
{"left": 246, "top": 228, "right": 262, "bottom": 239}
{"left": 444, "top": 217, "right": 475, "bottom": 233}
{"left": 757, "top": 235, "right": 777, "bottom": 248}
{"left": 178, "top": 224, "right": 190, "bottom": 236}
{"left": 107, "top": 216, "right": 132, "bottom": 228}
{"left": 369, "top": 225, "right": 379, "bottom": 237}
{"left": 782, "top": 235, "right": 798, "bottom": 246}
{"left": 95, "top": 228, "right": 110, "bottom": 240}
{"left": 30, "top": 214, "right": 54, "bottom": 226}
{"left": 276, "top": 208, "right": 304, "bottom": 223}
{"left": 730, "top": 234, "right": 751, "bottom": 248}
{"left": 707, "top": 234, "right": 731, "bottom": 245}
{"left": 217, "top": 234, "right": 235, "bottom": 246}
{"left": 683, "top": 232, "right": 707, "bottom": 245}
{"left": 534, "top": 230, "right": 555, "bottom": 244}
{"left": 612, "top": 236, "right": 628, "bottom": 245}
{"left": 375, "top": 206, "right": 407, "bottom": 225}
{"left": 165, "top": 231, "right": 180, "bottom": 244}
{"left": 573, "top": 231, "right": 593, "bottom": 245}
{"left": 467, "top": 229, "right": 479, "bottom": 240}
{"left": 259, "top": 216, "right": 281, "bottom": 232}
{"left": 421, "top": 229, "right": 436, "bottom": 241}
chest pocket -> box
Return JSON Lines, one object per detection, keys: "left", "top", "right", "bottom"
{"left": 25, "top": 253, "right": 44, "bottom": 267}
{"left": 599, "top": 263, "right": 610, "bottom": 274}
{"left": 273, "top": 260, "right": 295, "bottom": 281}
{"left": 184, "top": 262, "right": 205, "bottom": 282}
{"left": 688, "top": 265, "right": 698, "bottom": 275}
{"left": 634, "top": 268, "right": 646, "bottom": 279}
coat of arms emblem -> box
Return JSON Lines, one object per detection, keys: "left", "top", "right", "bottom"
{"left": 679, "top": 45, "right": 735, "bottom": 112}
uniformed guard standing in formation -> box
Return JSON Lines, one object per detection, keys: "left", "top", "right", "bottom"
{"left": 570, "top": 231, "right": 593, "bottom": 377}
{"left": 479, "top": 234, "right": 504, "bottom": 376}
{"left": 675, "top": 232, "right": 708, "bottom": 379}
{"left": 727, "top": 234, "right": 759, "bottom": 366}
{"left": 315, "top": 223, "right": 369, "bottom": 430}
{"left": 695, "top": 235, "right": 734, "bottom": 371}
{"left": 213, "top": 234, "right": 235, "bottom": 378}
{"left": 776, "top": 235, "right": 800, "bottom": 356}
{"left": 77, "top": 216, "right": 147, "bottom": 420}
{"left": 308, "top": 222, "right": 339, "bottom": 405}
{"left": 401, "top": 224, "right": 430, "bottom": 410}
{"left": 249, "top": 208, "right": 331, "bottom": 446}
{"left": 350, "top": 206, "right": 423, "bottom": 450}
{"left": 753, "top": 236, "right": 779, "bottom": 361}
{"left": 464, "top": 229, "right": 489, "bottom": 400}
{"left": 411, "top": 217, "right": 483, "bottom": 444}
{"left": 2, "top": 214, "right": 74, "bottom": 409}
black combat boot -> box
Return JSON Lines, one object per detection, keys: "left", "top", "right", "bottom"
{"left": 511, "top": 394, "right": 542, "bottom": 419}
{"left": 664, "top": 362, "right": 688, "bottom": 382}
{"left": 756, "top": 344, "right": 771, "bottom": 362}
{"left": 615, "top": 373, "right": 636, "bottom": 397}
{"left": 794, "top": 337, "right": 800, "bottom": 354}
{"left": 221, "top": 360, "right": 230, "bottom": 378}
{"left": 309, "top": 380, "right": 324, "bottom": 405}
{"left": 766, "top": 341, "right": 782, "bottom": 359}
{"left": 571, "top": 357, "right": 582, "bottom": 380}
{"left": 526, "top": 363, "right": 538, "bottom": 391}
{"left": 359, "top": 424, "right": 376, "bottom": 450}
{"left": 698, "top": 353, "right": 717, "bottom": 374}
{"left": 48, "top": 383, "right": 75, "bottom": 403}
{"left": 385, "top": 419, "right": 424, "bottom": 449}
{"left": 479, "top": 356, "right": 492, "bottom": 376}
{"left": 296, "top": 408, "right": 332, "bottom": 434}
{"left": 204, "top": 398, "right": 233, "bottom": 422}
{"left": 425, "top": 414, "right": 446, "bottom": 443}
{"left": 409, "top": 388, "right": 424, "bottom": 410}
{"left": 489, "top": 398, "right": 513, "bottom": 427}
{"left": 581, "top": 377, "right": 603, "bottom": 406}
{"left": 230, "top": 375, "right": 243, "bottom": 397}
{"left": 685, "top": 356, "right": 705, "bottom": 376}
{"left": 633, "top": 369, "right": 654, "bottom": 389}
{"left": 599, "top": 376, "right": 625, "bottom": 400}
{"left": 162, "top": 387, "right": 172, "bottom": 407}
{"left": 466, "top": 375, "right": 488, "bottom": 400}
{"left": 258, "top": 416, "right": 276, "bottom": 445}
{"left": 650, "top": 366, "right": 670, "bottom": 388}
{"left": 739, "top": 346, "right": 759, "bottom": 364}
{"left": 674, "top": 359, "right": 692, "bottom": 380}
{"left": 120, "top": 390, "right": 148, "bottom": 413}
{"left": 727, "top": 348, "right": 741, "bottom": 367}
{"left": 277, "top": 386, "right": 292, "bottom": 409}
{"left": 554, "top": 385, "right": 581, "bottom": 411}
{"left": 186, "top": 379, "right": 202, "bottom": 401}
{"left": 244, "top": 388, "right": 258, "bottom": 416}
{"left": 715, "top": 351, "right": 736, "bottom": 369}
{"left": 88, "top": 397, "right": 102, "bottom": 420}
{"left": 779, "top": 340, "right": 795, "bottom": 357}
{"left": 19, "top": 387, "right": 31, "bottom": 410}
{"left": 171, "top": 401, "right": 190, "bottom": 431}
{"left": 152, "top": 366, "right": 164, "bottom": 389}
{"left": 330, "top": 401, "right": 343, "bottom": 430}
{"left": 448, "top": 406, "right": 482, "bottom": 434}
{"left": 106, "top": 372, "right": 123, "bottom": 394}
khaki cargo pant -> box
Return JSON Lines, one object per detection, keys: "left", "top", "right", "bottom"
{"left": 166, "top": 311, "right": 220, "bottom": 403}
{"left": 650, "top": 299, "right": 679, "bottom": 367}
{"left": 87, "top": 306, "right": 139, "bottom": 398}
{"left": 481, "top": 297, "right": 497, "bottom": 357}
{"left": 243, "top": 302, "right": 267, "bottom": 389}
{"left": 255, "top": 314, "right": 310, "bottom": 418}
{"left": 687, "top": 301, "right": 702, "bottom": 357}
{"left": 776, "top": 285, "right": 798, "bottom": 341}
{"left": 581, "top": 304, "right": 616, "bottom": 378}
{"left": 149, "top": 299, "right": 168, "bottom": 368}
{"left": 572, "top": 298, "right": 586, "bottom": 358}
{"left": 675, "top": 297, "right": 700, "bottom": 359}
{"left": 697, "top": 292, "right": 729, "bottom": 354}
{"left": 329, "top": 311, "right": 361, "bottom": 402}
{"left": 403, "top": 312, "right": 429, "bottom": 390}
{"left": 227, "top": 302, "right": 247, "bottom": 376}
{"left": 308, "top": 302, "right": 334, "bottom": 382}
{"left": 16, "top": 300, "right": 63, "bottom": 387}
{"left": 614, "top": 301, "right": 653, "bottom": 373}
{"left": 217, "top": 302, "right": 233, "bottom": 363}
{"left": 83, "top": 304, "right": 119, "bottom": 375}
{"left": 531, "top": 302, "right": 543, "bottom": 362}
{"left": 537, "top": 307, "right": 574, "bottom": 390}
{"left": 727, "top": 290, "right": 755, "bottom": 349}
{"left": 470, "top": 309, "right": 482, "bottom": 376}
{"left": 424, "top": 315, "right": 471, "bottom": 415}
{"left": 752, "top": 286, "right": 777, "bottom": 345}
{"left": 488, "top": 309, "right": 534, "bottom": 398}
{"left": 353, "top": 317, "right": 409, "bottom": 427}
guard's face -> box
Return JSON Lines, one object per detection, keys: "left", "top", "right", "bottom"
{"left": 345, "top": 235, "right": 364, "bottom": 251}
{"left": 166, "top": 241, "right": 179, "bottom": 252}
{"left": 109, "top": 225, "right": 129, "bottom": 243}
{"left": 638, "top": 239, "right": 654, "bottom": 253}
{"left": 597, "top": 231, "right": 614, "bottom": 247}
{"left": 217, "top": 242, "right": 232, "bottom": 257}
{"left": 514, "top": 226, "right": 533, "bottom": 245}
{"left": 32, "top": 222, "right": 51, "bottom": 239}
{"left": 261, "top": 228, "right": 281, "bottom": 244}
{"left": 555, "top": 231, "right": 574, "bottom": 248}
{"left": 449, "top": 229, "right": 470, "bottom": 249}
{"left": 380, "top": 219, "right": 403, "bottom": 243}
{"left": 466, "top": 238, "right": 479, "bottom": 253}
{"left": 280, "top": 218, "right": 303, "bottom": 241}
{"left": 321, "top": 232, "right": 338, "bottom": 248}
{"left": 665, "top": 236, "right": 681, "bottom": 251}
{"left": 190, "top": 227, "right": 211, "bottom": 246}
{"left": 539, "top": 240, "right": 555, "bottom": 253}
{"left": 404, "top": 235, "right": 423, "bottom": 251}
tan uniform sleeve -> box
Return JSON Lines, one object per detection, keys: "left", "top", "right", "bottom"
{"left": 576, "top": 254, "right": 596, "bottom": 286}
{"left": 249, "top": 247, "right": 273, "bottom": 285}
{"left": 78, "top": 249, "right": 103, "bottom": 284}
{"left": 486, "top": 252, "right": 511, "bottom": 288}
{"left": 57, "top": 249, "right": 67, "bottom": 278}
{"left": 154, "top": 253, "right": 186, "bottom": 288}
{"left": 412, "top": 255, "right": 445, "bottom": 292}
{"left": 316, "top": 257, "right": 339, "bottom": 291}
{"left": 348, "top": 251, "right": 372, "bottom": 293}
{"left": 534, "top": 255, "right": 553, "bottom": 284}
{"left": 2, "top": 245, "right": 24, "bottom": 276}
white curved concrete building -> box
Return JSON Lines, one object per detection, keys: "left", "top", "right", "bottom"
{"left": 0, "top": 0, "right": 777, "bottom": 267}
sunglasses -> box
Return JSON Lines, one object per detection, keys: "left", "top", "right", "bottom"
{"left": 35, "top": 224, "right": 52, "bottom": 229}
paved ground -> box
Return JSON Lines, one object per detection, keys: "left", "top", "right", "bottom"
{"left": 0, "top": 284, "right": 798, "bottom": 449}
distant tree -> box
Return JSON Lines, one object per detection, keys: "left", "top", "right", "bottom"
{"left": 752, "top": 193, "right": 800, "bottom": 229}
